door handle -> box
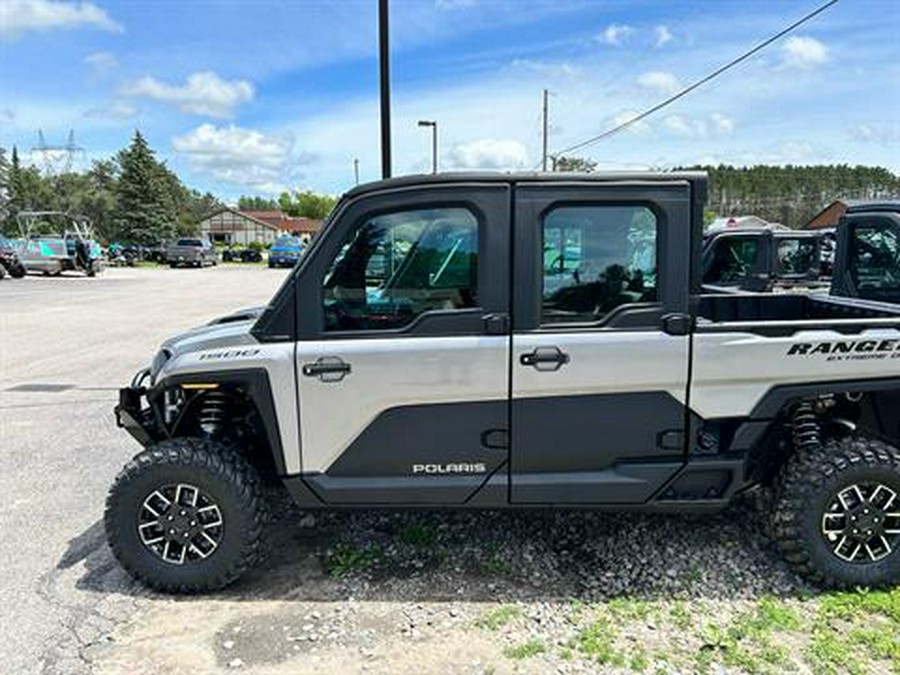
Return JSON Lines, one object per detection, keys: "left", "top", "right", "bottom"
{"left": 302, "top": 356, "right": 351, "bottom": 382}
{"left": 519, "top": 346, "right": 569, "bottom": 371}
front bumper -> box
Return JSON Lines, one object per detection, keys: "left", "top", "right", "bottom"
{"left": 114, "top": 368, "right": 159, "bottom": 446}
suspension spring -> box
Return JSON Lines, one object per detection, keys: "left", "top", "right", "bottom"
{"left": 791, "top": 400, "right": 822, "bottom": 458}
{"left": 197, "top": 391, "right": 229, "bottom": 436}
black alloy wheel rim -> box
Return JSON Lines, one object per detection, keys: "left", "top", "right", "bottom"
{"left": 137, "top": 483, "right": 224, "bottom": 565}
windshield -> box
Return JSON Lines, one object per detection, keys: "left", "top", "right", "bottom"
{"left": 27, "top": 239, "right": 67, "bottom": 257}
{"left": 274, "top": 235, "right": 301, "bottom": 248}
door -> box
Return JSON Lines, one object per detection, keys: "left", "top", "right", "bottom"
{"left": 833, "top": 213, "right": 900, "bottom": 303}
{"left": 294, "top": 184, "right": 511, "bottom": 504}
{"left": 511, "top": 183, "right": 693, "bottom": 504}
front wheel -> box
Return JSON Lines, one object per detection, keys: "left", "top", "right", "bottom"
{"left": 105, "top": 438, "right": 270, "bottom": 593}
{"left": 773, "top": 436, "right": 900, "bottom": 588}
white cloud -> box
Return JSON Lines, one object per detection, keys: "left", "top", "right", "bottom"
{"left": 662, "top": 113, "right": 735, "bottom": 137}
{"left": 598, "top": 23, "right": 633, "bottom": 46}
{"left": 123, "top": 72, "right": 254, "bottom": 119}
{"left": 851, "top": 123, "right": 900, "bottom": 144}
{"left": 654, "top": 25, "right": 673, "bottom": 48}
{"left": 83, "top": 100, "right": 138, "bottom": 121}
{"left": 172, "top": 123, "right": 310, "bottom": 193}
{"left": 609, "top": 109, "right": 652, "bottom": 135}
{"left": 637, "top": 71, "right": 682, "bottom": 95}
{"left": 0, "top": 0, "right": 122, "bottom": 36}
{"left": 782, "top": 36, "right": 828, "bottom": 69}
{"left": 510, "top": 59, "right": 580, "bottom": 80}
{"left": 84, "top": 50, "right": 117, "bottom": 76}
{"left": 436, "top": 0, "right": 477, "bottom": 9}
{"left": 711, "top": 112, "right": 735, "bottom": 135}
{"left": 443, "top": 138, "right": 528, "bottom": 170}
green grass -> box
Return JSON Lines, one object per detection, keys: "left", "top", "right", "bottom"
{"left": 571, "top": 617, "right": 625, "bottom": 666}
{"left": 807, "top": 588, "right": 900, "bottom": 674}
{"left": 326, "top": 543, "right": 379, "bottom": 577}
{"left": 503, "top": 639, "right": 546, "bottom": 660}
{"left": 607, "top": 597, "right": 654, "bottom": 621}
{"left": 669, "top": 602, "right": 693, "bottom": 630}
{"left": 482, "top": 552, "right": 513, "bottom": 576}
{"left": 806, "top": 632, "right": 866, "bottom": 675}
{"left": 397, "top": 521, "right": 440, "bottom": 548}
{"left": 475, "top": 605, "right": 522, "bottom": 631}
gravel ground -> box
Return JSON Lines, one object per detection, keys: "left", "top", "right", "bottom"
{"left": 3, "top": 267, "right": 897, "bottom": 674}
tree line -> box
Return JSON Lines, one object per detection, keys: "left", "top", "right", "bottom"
{"left": 0, "top": 131, "right": 338, "bottom": 244}
{"left": 687, "top": 164, "right": 900, "bottom": 227}
{"left": 0, "top": 131, "right": 219, "bottom": 243}
{"left": 237, "top": 190, "right": 336, "bottom": 220}
{"left": 555, "top": 157, "right": 900, "bottom": 227}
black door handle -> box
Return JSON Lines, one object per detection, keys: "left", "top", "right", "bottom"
{"left": 302, "top": 357, "right": 351, "bottom": 382}
{"left": 519, "top": 346, "right": 569, "bottom": 371}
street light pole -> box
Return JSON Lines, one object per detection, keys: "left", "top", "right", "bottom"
{"left": 541, "top": 88, "right": 549, "bottom": 172}
{"left": 378, "top": 0, "right": 392, "bottom": 179}
{"left": 417, "top": 120, "right": 437, "bottom": 174}
{"left": 353, "top": 158, "right": 360, "bottom": 185}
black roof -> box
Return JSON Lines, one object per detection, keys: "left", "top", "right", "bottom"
{"left": 343, "top": 170, "right": 708, "bottom": 199}
{"left": 845, "top": 201, "right": 900, "bottom": 214}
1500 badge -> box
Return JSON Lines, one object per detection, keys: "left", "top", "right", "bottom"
{"left": 198, "top": 348, "right": 261, "bottom": 361}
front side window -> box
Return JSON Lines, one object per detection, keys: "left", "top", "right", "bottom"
{"left": 705, "top": 237, "right": 759, "bottom": 284}
{"left": 542, "top": 205, "right": 657, "bottom": 324}
{"left": 323, "top": 207, "right": 479, "bottom": 331}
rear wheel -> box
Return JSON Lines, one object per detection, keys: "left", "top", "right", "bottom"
{"left": 105, "top": 438, "right": 270, "bottom": 593}
{"left": 9, "top": 263, "right": 25, "bottom": 278}
{"left": 773, "top": 436, "right": 900, "bottom": 588}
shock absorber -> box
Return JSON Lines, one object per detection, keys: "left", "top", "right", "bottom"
{"left": 791, "top": 399, "right": 822, "bottom": 459}
{"left": 197, "top": 391, "right": 229, "bottom": 437}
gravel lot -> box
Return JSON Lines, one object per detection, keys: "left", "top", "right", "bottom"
{"left": 2, "top": 266, "right": 897, "bottom": 674}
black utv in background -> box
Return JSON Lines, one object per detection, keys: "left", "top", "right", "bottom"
{"left": 701, "top": 229, "right": 824, "bottom": 291}
{"left": 830, "top": 202, "right": 900, "bottom": 304}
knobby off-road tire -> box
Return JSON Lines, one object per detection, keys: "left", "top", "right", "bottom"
{"left": 105, "top": 437, "right": 270, "bottom": 593}
{"left": 773, "top": 436, "right": 900, "bottom": 588}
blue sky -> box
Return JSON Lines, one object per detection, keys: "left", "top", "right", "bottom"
{"left": 1, "top": 0, "right": 898, "bottom": 200}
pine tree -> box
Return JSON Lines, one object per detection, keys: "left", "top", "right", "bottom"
{"left": 0, "top": 147, "right": 9, "bottom": 222}
{"left": 114, "top": 131, "right": 177, "bottom": 243}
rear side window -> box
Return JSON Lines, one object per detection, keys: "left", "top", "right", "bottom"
{"left": 177, "top": 239, "right": 203, "bottom": 247}
{"left": 776, "top": 238, "right": 818, "bottom": 277}
{"left": 323, "top": 207, "right": 479, "bottom": 331}
{"left": 542, "top": 205, "right": 657, "bottom": 324}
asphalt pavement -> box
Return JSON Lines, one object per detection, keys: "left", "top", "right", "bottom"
{"left": 0, "top": 266, "right": 288, "bottom": 673}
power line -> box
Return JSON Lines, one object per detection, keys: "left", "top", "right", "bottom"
{"left": 553, "top": 0, "right": 840, "bottom": 158}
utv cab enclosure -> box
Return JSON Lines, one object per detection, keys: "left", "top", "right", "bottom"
{"left": 108, "top": 172, "right": 900, "bottom": 592}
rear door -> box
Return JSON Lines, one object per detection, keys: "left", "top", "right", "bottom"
{"left": 293, "top": 183, "right": 511, "bottom": 504}
{"left": 510, "top": 182, "right": 693, "bottom": 503}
